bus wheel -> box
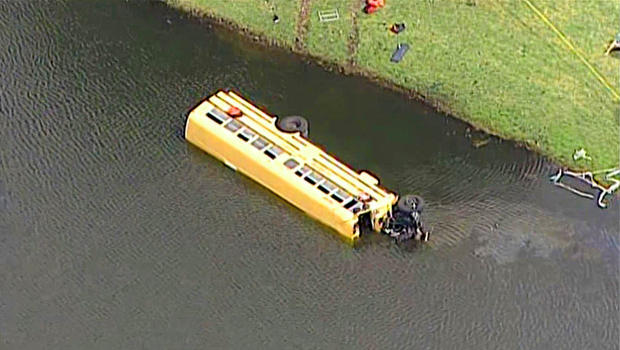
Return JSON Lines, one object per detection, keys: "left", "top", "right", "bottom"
{"left": 276, "top": 116, "right": 309, "bottom": 137}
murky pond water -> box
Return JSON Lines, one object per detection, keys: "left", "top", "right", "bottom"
{"left": 1, "top": 1, "right": 618, "bottom": 349}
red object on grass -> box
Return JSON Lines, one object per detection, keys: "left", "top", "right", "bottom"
{"left": 364, "top": 0, "right": 384, "bottom": 14}
{"left": 365, "top": 5, "right": 378, "bottom": 14}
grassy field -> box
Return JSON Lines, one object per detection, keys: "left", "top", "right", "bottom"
{"left": 305, "top": 0, "right": 355, "bottom": 63}
{"left": 168, "top": 0, "right": 619, "bottom": 172}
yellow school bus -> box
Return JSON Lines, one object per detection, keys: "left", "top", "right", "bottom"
{"left": 185, "top": 90, "right": 401, "bottom": 244}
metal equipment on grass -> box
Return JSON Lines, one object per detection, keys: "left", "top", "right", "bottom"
{"left": 318, "top": 9, "right": 339, "bottom": 23}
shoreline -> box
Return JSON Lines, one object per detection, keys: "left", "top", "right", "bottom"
{"left": 166, "top": 0, "right": 618, "bottom": 175}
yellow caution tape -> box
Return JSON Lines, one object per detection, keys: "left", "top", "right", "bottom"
{"left": 521, "top": 0, "right": 620, "bottom": 101}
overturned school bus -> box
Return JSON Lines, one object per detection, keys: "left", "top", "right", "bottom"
{"left": 184, "top": 89, "right": 427, "bottom": 244}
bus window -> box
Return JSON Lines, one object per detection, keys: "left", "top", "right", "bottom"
{"left": 206, "top": 108, "right": 230, "bottom": 124}
{"left": 264, "top": 145, "right": 283, "bottom": 160}
{"left": 284, "top": 159, "right": 300, "bottom": 169}
{"left": 318, "top": 181, "right": 336, "bottom": 194}
{"left": 295, "top": 165, "right": 311, "bottom": 177}
{"left": 304, "top": 172, "right": 323, "bottom": 185}
{"left": 224, "top": 119, "right": 242, "bottom": 132}
{"left": 331, "top": 189, "right": 350, "bottom": 203}
{"left": 237, "top": 128, "right": 256, "bottom": 142}
{"left": 251, "top": 137, "right": 269, "bottom": 150}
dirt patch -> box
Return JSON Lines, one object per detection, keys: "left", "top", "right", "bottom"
{"left": 295, "top": 0, "right": 312, "bottom": 52}
{"left": 347, "top": 0, "right": 365, "bottom": 66}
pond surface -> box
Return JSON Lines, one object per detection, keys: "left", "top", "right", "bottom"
{"left": 0, "top": 1, "right": 617, "bottom": 349}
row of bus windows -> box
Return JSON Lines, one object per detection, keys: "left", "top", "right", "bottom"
{"left": 206, "top": 108, "right": 285, "bottom": 160}
{"left": 283, "top": 158, "right": 363, "bottom": 213}
{"left": 206, "top": 108, "right": 363, "bottom": 213}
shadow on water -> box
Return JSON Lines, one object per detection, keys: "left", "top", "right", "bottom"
{"left": 0, "top": 1, "right": 618, "bottom": 349}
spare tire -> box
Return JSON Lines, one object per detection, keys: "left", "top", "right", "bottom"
{"left": 397, "top": 194, "right": 424, "bottom": 214}
{"left": 276, "top": 116, "right": 309, "bottom": 137}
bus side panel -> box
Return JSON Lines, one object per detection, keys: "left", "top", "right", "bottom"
{"left": 185, "top": 111, "right": 358, "bottom": 242}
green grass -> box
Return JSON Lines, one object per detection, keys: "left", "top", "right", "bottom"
{"left": 168, "top": 0, "right": 620, "bottom": 171}
{"left": 355, "top": 0, "right": 619, "bottom": 170}
{"left": 305, "top": 0, "right": 355, "bottom": 63}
